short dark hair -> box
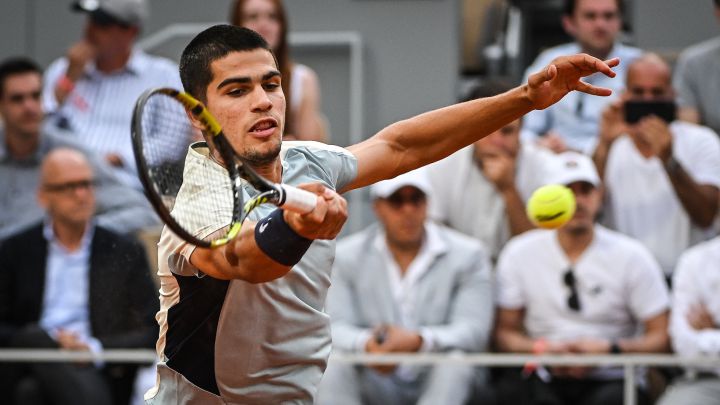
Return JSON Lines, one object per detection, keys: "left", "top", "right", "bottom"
{"left": 0, "top": 57, "right": 42, "bottom": 97}
{"left": 563, "top": 0, "right": 624, "bottom": 16}
{"left": 179, "top": 24, "right": 275, "bottom": 101}
{"left": 461, "top": 79, "right": 515, "bottom": 102}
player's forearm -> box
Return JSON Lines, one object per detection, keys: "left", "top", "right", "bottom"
{"left": 378, "top": 86, "right": 535, "bottom": 177}
{"left": 191, "top": 222, "right": 292, "bottom": 283}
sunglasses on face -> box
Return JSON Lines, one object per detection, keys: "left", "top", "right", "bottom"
{"left": 384, "top": 192, "right": 426, "bottom": 209}
{"left": 43, "top": 179, "right": 97, "bottom": 194}
{"left": 563, "top": 267, "right": 581, "bottom": 311}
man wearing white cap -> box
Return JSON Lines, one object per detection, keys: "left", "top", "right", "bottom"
{"left": 494, "top": 151, "right": 670, "bottom": 405}
{"left": 42, "top": 0, "right": 191, "bottom": 188}
{"left": 317, "top": 169, "right": 493, "bottom": 405}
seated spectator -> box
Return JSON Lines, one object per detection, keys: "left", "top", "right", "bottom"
{"left": 231, "top": 0, "right": 328, "bottom": 142}
{"left": 494, "top": 151, "right": 670, "bottom": 405}
{"left": 521, "top": 0, "right": 641, "bottom": 154}
{"left": 427, "top": 81, "right": 556, "bottom": 261}
{"left": 42, "top": 0, "right": 191, "bottom": 188}
{"left": 658, "top": 236, "right": 720, "bottom": 405}
{"left": 592, "top": 53, "right": 720, "bottom": 277}
{"left": 0, "top": 57, "right": 159, "bottom": 239}
{"left": 673, "top": 0, "right": 720, "bottom": 135}
{"left": 317, "top": 169, "right": 492, "bottom": 405}
{"left": 0, "top": 148, "right": 158, "bottom": 405}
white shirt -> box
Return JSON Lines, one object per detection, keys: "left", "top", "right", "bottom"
{"left": 42, "top": 49, "right": 187, "bottom": 188}
{"left": 603, "top": 121, "right": 720, "bottom": 275}
{"left": 669, "top": 236, "right": 720, "bottom": 376}
{"left": 496, "top": 226, "right": 669, "bottom": 378}
{"left": 427, "top": 140, "right": 555, "bottom": 259}
{"left": 367, "top": 221, "right": 448, "bottom": 380}
{"left": 521, "top": 42, "right": 642, "bottom": 154}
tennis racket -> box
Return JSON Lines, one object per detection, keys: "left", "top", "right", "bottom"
{"left": 131, "top": 87, "right": 317, "bottom": 248}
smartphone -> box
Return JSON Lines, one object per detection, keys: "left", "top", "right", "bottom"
{"left": 624, "top": 100, "right": 677, "bottom": 124}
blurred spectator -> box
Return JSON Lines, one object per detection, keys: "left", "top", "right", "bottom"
{"left": 0, "top": 57, "right": 159, "bottom": 239}
{"left": 0, "top": 148, "right": 158, "bottom": 405}
{"left": 42, "top": 0, "right": 190, "bottom": 188}
{"left": 592, "top": 53, "right": 720, "bottom": 277}
{"left": 658, "top": 236, "right": 720, "bottom": 405}
{"left": 521, "top": 0, "right": 641, "bottom": 154}
{"left": 317, "top": 169, "right": 492, "bottom": 405}
{"left": 427, "top": 80, "right": 556, "bottom": 260}
{"left": 673, "top": 0, "right": 720, "bottom": 135}
{"left": 494, "top": 151, "right": 669, "bottom": 405}
{"left": 231, "top": 0, "right": 328, "bottom": 142}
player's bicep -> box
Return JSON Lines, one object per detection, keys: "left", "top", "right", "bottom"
{"left": 342, "top": 133, "right": 412, "bottom": 193}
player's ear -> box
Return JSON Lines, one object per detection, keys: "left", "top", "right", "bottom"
{"left": 185, "top": 108, "right": 206, "bottom": 133}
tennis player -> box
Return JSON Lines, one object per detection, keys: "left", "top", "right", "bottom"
{"left": 145, "top": 24, "right": 619, "bottom": 404}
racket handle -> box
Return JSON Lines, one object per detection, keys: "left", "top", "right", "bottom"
{"left": 277, "top": 184, "right": 317, "bottom": 214}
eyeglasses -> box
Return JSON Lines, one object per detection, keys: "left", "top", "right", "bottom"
{"left": 384, "top": 192, "right": 426, "bottom": 209}
{"left": 43, "top": 179, "right": 96, "bottom": 194}
{"left": 563, "top": 267, "right": 582, "bottom": 311}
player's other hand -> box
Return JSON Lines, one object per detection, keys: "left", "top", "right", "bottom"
{"left": 527, "top": 54, "right": 619, "bottom": 110}
{"left": 284, "top": 183, "right": 348, "bottom": 240}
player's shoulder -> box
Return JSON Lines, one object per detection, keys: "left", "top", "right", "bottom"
{"left": 281, "top": 141, "right": 353, "bottom": 159}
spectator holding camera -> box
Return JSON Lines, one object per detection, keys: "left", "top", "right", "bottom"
{"left": 592, "top": 53, "right": 720, "bottom": 278}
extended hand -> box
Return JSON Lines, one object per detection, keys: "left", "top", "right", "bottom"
{"left": 284, "top": 183, "right": 348, "bottom": 240}
{"left": 527, "top": 54, "right": 619, "bottom": 110}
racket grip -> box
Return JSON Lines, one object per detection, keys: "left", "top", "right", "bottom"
{"left": 278, "top": 184, "right": 317, "bottom": 214}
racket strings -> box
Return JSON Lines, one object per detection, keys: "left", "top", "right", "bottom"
{"left": 139, "top": 93, "right": 234, "bottom": 243}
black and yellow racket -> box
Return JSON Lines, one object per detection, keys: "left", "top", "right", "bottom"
{"left": 131, "top": 88, "right": 317, "bottom": 248}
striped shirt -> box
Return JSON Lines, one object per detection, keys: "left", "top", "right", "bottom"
{"left": 42, "top": 49, "right": 188, "bottom": 188}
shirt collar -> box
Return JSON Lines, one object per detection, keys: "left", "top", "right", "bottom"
{"left": 373, "top": 220, "right": 448, "bottom": 259}
{"left": 43, "top": 217, "right": 95, "bottom": 253}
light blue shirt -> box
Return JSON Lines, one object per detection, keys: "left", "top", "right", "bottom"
{"left": 39, "top": 220, "right": 103, "bottom": 360}
{"left": 521, "top": 42, "right": 642, "bottom": 154}
{"left": 42, "top": 49, "right": 189, "bottom": 188}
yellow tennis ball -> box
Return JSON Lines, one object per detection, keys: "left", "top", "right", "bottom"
{"left": 526, "top": 184, "right": 577, "bottom": 229}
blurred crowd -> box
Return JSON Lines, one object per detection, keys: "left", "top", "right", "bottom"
{"left": 1, "top": 0, "right": 719, "bottom": 404}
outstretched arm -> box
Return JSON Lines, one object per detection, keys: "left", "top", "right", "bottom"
{"left": 342, "top": 54, "right": 619, "bottom": 192}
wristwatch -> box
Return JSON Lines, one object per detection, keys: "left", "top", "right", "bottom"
{"left": 664, "top": 156, "right": 681, "bottom": 175}
{"left": 610, "top": 340, "right": 622, "bottom": 354}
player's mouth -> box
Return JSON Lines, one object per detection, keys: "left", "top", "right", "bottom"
{"left": 249, "top": 118, "right": 278, "bottom": 138}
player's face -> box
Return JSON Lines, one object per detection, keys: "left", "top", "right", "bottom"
{"left": 563, "top": 181, "right": 601, "bottom": 233}
{"left": 39, "top": 160, "right": 96, "bottom": 228}
{"left": 564, "top": 0, "right": 621, "bottom": 55}
{"left": 374, "top": 186, "right": 427, "bottom": 249}
{"left": 205, "top": 49, "right": 286, "bottom": 166}
{"left": 473, "top": 118, "right": 521, "bottom": 159}
{"left": 240, "top": 0, "right": 282, "bottom": 50}
{"left": 0, "top": 72, "right": 44, "bottom": 139}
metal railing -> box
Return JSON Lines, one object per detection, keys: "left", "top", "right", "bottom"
{"left": 2, "top": 349, "right": 718, "bottom": 405}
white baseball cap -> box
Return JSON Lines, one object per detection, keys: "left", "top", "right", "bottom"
{"left": 72, "top": 0, "right": 148, "bottom": 26}
{"left": 547, "top": 151, "right": 601, "bottom": 187}
{"left": 370, "top": 168, "right": 432, "bottom": 199}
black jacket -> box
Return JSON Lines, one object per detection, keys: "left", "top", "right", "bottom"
{"left": 0, "top": 223, "right": 158, "bottom": 349}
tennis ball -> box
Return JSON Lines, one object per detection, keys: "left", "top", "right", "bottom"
{"left": 526, "top": 184, "right": 576, "bottom": 229}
